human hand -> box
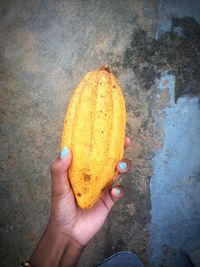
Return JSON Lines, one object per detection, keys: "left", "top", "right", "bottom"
{"left": 30, "top": 137, "right": 131, "bottom": 267}
{"left": 49, "top": 136, "right": 131, "bottom": 248}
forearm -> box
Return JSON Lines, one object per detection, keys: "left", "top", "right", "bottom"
{"left": 30, "top": 223, "right": 83, "bottom": 267}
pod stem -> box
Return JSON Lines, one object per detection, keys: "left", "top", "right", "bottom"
{"left": 100, "top": 65, "right": 110, "bottom": 72}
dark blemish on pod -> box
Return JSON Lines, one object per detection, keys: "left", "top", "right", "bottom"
{"left": 101, "top": 130, "right": 104, "bottom": 134}
{"left": 84, "top": 174, "right": 91, "bottom": 181}
{"left": 113, "top": 85, "right": 116, "bottom": 88}
{"left": 77, "top": 193, "right": 81, "bottom": 197}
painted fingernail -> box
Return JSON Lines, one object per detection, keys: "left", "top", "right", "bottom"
{"left": 119, "top": 162, "right": 127, "bottom": 170}
{"left": 60, "top": 147, "right": 69, "bottom": 159}
{"left": 115, "top": 187, "right": 121, "bottom": 196}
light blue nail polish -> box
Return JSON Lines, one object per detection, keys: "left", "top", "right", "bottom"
{"left": 60, "top": 147, "right": 69, "bottom": 159}
{"left": 119, "top": 162, "right": 127, "bottom": 170}
{"left": 115, "top": 188, "right": 121, "bottom": 196}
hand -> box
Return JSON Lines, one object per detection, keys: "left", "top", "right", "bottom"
{"left": 49, "top": 136, "right": 131, "bottom": 248}
{"left": 30, "top": 137, "right": 131, "bottom": 267}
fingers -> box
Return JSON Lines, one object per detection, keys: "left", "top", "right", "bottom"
{"left": 124, "top": 136, "right": 131, "bottom": 149}
{"left": 116, "top": 158, "right": 132, "bottom": 174}
{"left": 101, "top": 136, "right": 131, "bottom": 210}
{"left": 100, "top": 185, "right": 125, "bottom": 211}
{"left": 50, "top": 147, "right": 72, "bottom": 197}
{"left": 100, "top": 157, "right": 129, "bottom": 211}
{"left": 110, "top": 185, "right": 125, "bottom": 201}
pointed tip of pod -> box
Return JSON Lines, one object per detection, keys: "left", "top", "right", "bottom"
{"left": 100, "top": 65, "right": 110, "bottom": 73}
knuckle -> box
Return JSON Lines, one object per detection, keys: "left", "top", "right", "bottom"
{"left": 52, "top": 187, "right": 66, "bottom": 198}
{"left": 108, "top": 196, "right": 115, "bottom": 208}
{"left": 50, "top": 159, "right": 59, "bottom": 174}
{"left": 101, "top": 193, "right": 114, "bottom": 211}
{"left": 52, "top": 186, "right": 73, "bottom": 200}
{"left": 106, "top": 197, "right": 114, "bottom": 210}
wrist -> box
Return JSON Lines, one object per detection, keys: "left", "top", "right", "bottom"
{"left": 30, "top": 224, "right": 66, "bottom": 267}
{"left": 46, "top": 221, "right": 84, "bottom": 267}
{"left": 47, "top": 219, "right": 85, "bottom": 252}
{"left": 30, "top": 220, "right": 84, "bottom": 267}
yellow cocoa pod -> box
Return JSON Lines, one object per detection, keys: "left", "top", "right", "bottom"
{"left": 61, "top": 66, "right": 126, "bottom": 208}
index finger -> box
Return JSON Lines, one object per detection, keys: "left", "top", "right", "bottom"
{"left": 124, "top": 136, "right": 131, "bottom": 149}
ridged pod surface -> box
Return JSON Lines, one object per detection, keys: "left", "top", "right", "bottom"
{"left": 61, "top": 66, "right": 126, "bottom": 208}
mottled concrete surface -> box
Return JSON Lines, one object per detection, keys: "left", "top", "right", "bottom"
{"left": 0, "top": 0, "right": 200, "bottom": 267}
{"left": 150, "top": 1, "right": 200, "bottom": 267}
{"left": 151, "top": 73, "right": 200, "bottom": 267}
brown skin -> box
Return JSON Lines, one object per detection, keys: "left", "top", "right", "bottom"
{"left": 30, "top": 137, "right": 131, "bottom": 267}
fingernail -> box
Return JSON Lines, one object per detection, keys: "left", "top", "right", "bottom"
{"left": 119, "top": 162, "right": 127, "bottom": 170}
{"left": 115, "top": 187, "right": 121, "bottom": 196}
{"left": 60, "top": 147, "right": 69, "bottom": 159}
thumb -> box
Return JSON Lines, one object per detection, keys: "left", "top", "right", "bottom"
{"left": 100, "top": 185, "right": 125, "bottom": 212}
{"left": 50, "top": 147, "right": 72, "bottom": 197}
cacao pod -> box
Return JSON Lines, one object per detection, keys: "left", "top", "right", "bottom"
{"left": 61, "top": 66, "right": 126, "bottom": 208}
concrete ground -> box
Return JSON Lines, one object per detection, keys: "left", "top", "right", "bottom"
{"left": 0, "top": 1, "right": 199, "bottom": 267}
